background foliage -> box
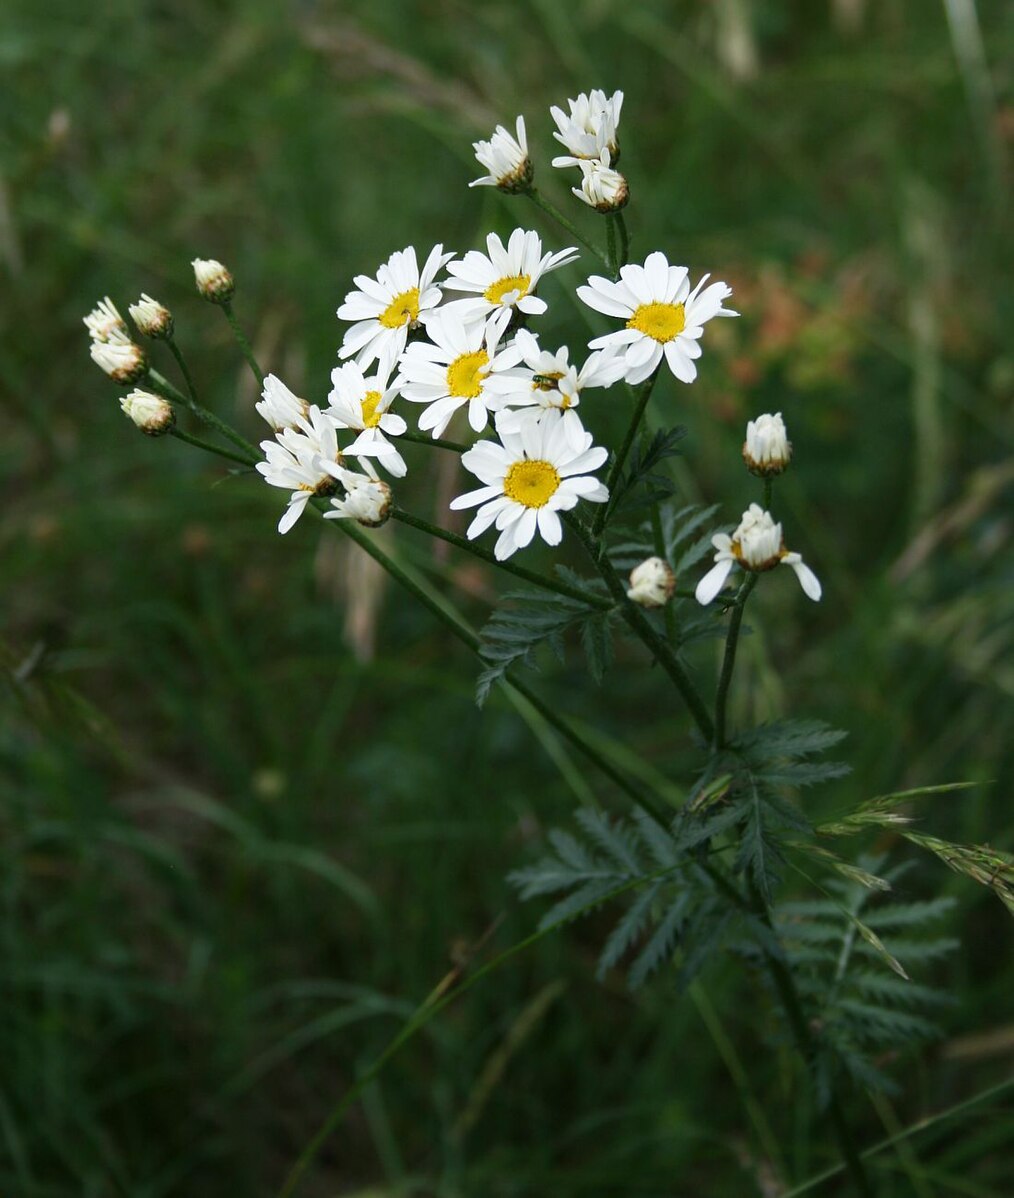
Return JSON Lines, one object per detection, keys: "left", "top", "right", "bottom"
{"left": 2, "top": 0, "right": 1012, "bottom": 1194}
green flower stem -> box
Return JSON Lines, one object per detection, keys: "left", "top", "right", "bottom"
{"left": 568, "top": 516, "right": 715, "bottom": 743}
{"left": 399, "top": 428, "right": 469, "bottom": 455}
{"left": 650, "top": 504, "right": 679, "bottom": 644}
{"left": 614, "top": 210, "right": 630, "bottom": 268}
{"left": 391, "top": 507, "right": 613, "bottom": 610}
{"left": 605, "top": 214, "right": 618, "bottom": 276}
{"left": 591, "top": 370, "right": 659, "bottom": 539}
{"left": 763, "top": 476, "right": 773, "bottom": 509}
{"left": 221, "top": 301, "right": 265, "bottom": 387}
{"left": 168, "top": 427, "right": 255, "bottom": 467}
{"left": 146, "top": 368, "right": 259, "bottom": 460}
{"left": 523, "top": 187, "right": 610, "bottom": 271}
{"left": 166, "top": 338, "right": 201, "bottom": 413}
{"left": 748, "top": 883, "right": 875, "bottom": 1198}
{"left": 713, "top": 572, "right": 759, "bottom": 750}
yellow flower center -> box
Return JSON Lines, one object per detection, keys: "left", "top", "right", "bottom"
{"left": 379, "top": 287, "right": 420, "bottom": 329}
{"left": 483, "top": 273, "right": 531, "bottom": 305}
{"left": 627, "top": 301, "right": 686, "bottom": 343}
{"left": 503, "top": 459, "right": 561, "bottom": 508}
{"left": 361, "top": 389, "right": 383, "bottom": 428}
{"left": 446, "top": 349, "right": 489, "bottom": 398}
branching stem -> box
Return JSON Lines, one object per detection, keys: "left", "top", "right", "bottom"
{"left": 221, "top": 301, "right": 265, "bottom": 387}
{"left": 146, "top": 368, "right": 258, "bottom": 460}
{"left": 523, "top": 187, "right": 610, "bottom": 270}
{"left": 592, "top": 371, "right": 659, "bottom": 539}
{"left": 713, "top": 573, "right": 758, "bottom": 749}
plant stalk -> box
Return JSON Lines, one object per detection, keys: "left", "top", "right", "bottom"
{"left": 523, "top": 187, "right": 610, "bottom": 270}
{"left": 592, "top": 371, "right": 659, "bottom": 539}
{"left": 713, "top": 573, "right": 759, "bottom": 749}
{"left": 222, "top": 301, "right": 265, "bottom": 387}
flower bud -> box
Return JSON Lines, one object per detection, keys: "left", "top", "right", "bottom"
{"left": 627, "top": 556, "right": 675, "bottom": 608}
{"left": 325, "top": 471, "right": 393, "bottom": 528}
{"left": 743, "top": 412, "right": 791, "bottom": 476}
{"left": 83, "top": 297, "right": 128, "bottom": 342}
{"left": 129, "top": 293, "right": 174, "bottom": 339}
{"left": 120, "top": 389, "right": 175, "bottom": 436}
{"left": 572, "top": 150, "right": 629, "bottom": 213}
{"left": 192, "top": 258, "right": 235, "bottom": 304}
{"left": 90, "top": 334, "right": 147, "bottom": 384}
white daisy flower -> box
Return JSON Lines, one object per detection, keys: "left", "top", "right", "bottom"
{"left": 255, "top": 405, "right": 345, "bottom": 534}
{"left": 90, "top": 333, "right": 147, "bottom": 384}
{"left": 695, "top": 504, "right": 821, "bottom": 605}
{"left": 120, "top": 389, "right": 175, "bottom": 436}
{"left": 578, "top": 251, "right": 738, "bottom": 385}
{"left": 336, "top": 244, "right": 455, "bottom": 374}
{"left": 572, "top": 149, "right": 629, "bottom": 213}
{"left": 323, "top": 468, "right": 393, "bottom": 528}
{"left": 627, "top": 557, "right": 676, "bottom": 608}
{"left": 84, "top": 297, "right": 128, "bottom": 342}
{"left": 442, "top": 228, "right": 579, "bottom": 339}
{"left": 128, "top": 294, "right": 174, "bottom": 339}
{"left": 327, "top": 361, "right": 408, "bottom": 478}
{"left": 486, "top": 329, "right": 625, "bottom": 433}
{"left": 192, "top": 258, "right": 234, "bottom": 303}
{"left": 743, "top": 412, "right": 792, "bottom": 476}
{"left": 550, "top": 89, "right": 624, "bottom": 166}
{"left": 396, "top": 311, "right": 526, "bottom": 439}
{"left": 470, "top": 115, "right": 532, "bottom": 193}
{"left": 450, "top": 411, "right": 608, "bottom": 560}
{"left": 256, "top": 373, "right": 310, "bottom": 432}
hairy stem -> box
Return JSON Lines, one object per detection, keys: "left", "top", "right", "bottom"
{"left": 605, "top": 213, "right": 617, "bottom": 276}
{"left": 146, "top": 368, "right": 259, "bottom": 460}
{"left": 592, "top": 371, "right": 659, "bottom": 539}
{"left": 166, "top": 338, "right": 201, "bottom": 413}
{"left": 569, "top": 517, "right": 715, "bottom": 742}
{"left": 523, "top": 187, "right": 610, "bottom": 270}
{"left": 399, "top": 428, "right": 469, "bottom": 455}
{"left": 168, "top": 427, "right": 255, "bottom": 467}
{"left": 713, "top": 573, "right": 759, "bottom": 749}
{"left": 222, "top": 301, "right": 265, "bottom": 387}
{"left": 391, "top": 507, "right": 612, "bottom": 609}
{"left": 614, "top": 210, "right": 630, "bottom": 268}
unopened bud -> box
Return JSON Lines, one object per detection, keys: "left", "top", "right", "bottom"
{"left": 572, "top": 150, "right": 629, "bottom": 213}
{"left": 90, "top": 334, "right": 147, "bottom": 384}
{"left": 324, "top": 471, "right": 393, "bottom": 528}
{"left": 743, "top": 412, "right": 791, "bottom": 476}
{"left": 627, "top": 556, "right": 676, "bottom": 607}
{"left": 192, "top": 257, "right": 235, "bottom": 304}
{"left": 84, "top": 297, "right": 128, "bottom": 342}
{"left": 129, "top": 293, "right": 174, "bottom": 339}
{"left": 121, "top": 389, "right": 175, "bottom": 436}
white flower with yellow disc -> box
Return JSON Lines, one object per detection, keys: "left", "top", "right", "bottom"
{"left": 578, "top": 251, "right": 738, "bottom": 385}
{"left": 486, "top": 329, "right": 625, "bottom": 433}
{"left": 396, "top": 311, "right": 525, "bottom": 439}
{"left": 337, "top": 244, "right": 455, "bottom": 373}
{"left": 327, "top": 361, "right": 408, "bottom": 478}
{"left": 442, "top": 229, "right": 578, "bottom": 339}
{"left": 695, "top": 504, "right": 821, "bottom": 604}
{"left": 450, "top": 411, "right": 608, "bottom": 560}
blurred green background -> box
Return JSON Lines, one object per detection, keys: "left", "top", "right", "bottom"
{"left": 2, "top": 0, "right": 1012, "bottom": 1194}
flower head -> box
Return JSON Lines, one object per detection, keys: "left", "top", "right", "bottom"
{"left": 578, "top": 251, "right": 738, "bottom": 385}
{"left": 485, "top": 328, "right": 625, "bottom": 433}
{"left": 470, "top": 115, "right": 532, "bottom": 193}
{"left": 90, "top": 334, "right": 147, "bottom": 384}
{"left": 192, "top": 258, "right": 235, "bottom": 303}
{"left": 627, "top": 557, "right": 676, "bottom": 608}
{"left": 84, "top": 297, "right": 128, "bottom": 342}
{"left": 550, "top": 89, "right": 624, "bottom": 165}
{"left": 337, "top": 244, "right": 455, "bottom": 374}
{"left": 120, "top": 389, "right": 175, "bottom": 436}
{"left": 255, "top": 405, "right": 345, "bottom": 534}
{"left": 450, "top": 411, "right": 608, "bottom": 560}
{"left": 572, "top": 149, "right": 629, "bottom": 213}
{"left": 128, "top": 294, "right": 174, "bottom": 339}
{"left": 695, "top": 504, "right": 821, "bottom": 604}
{"left": 442, "top": 228, "right": 579, "bottom": 339}
{"left": 327, "top": 361, "right": 408, "bottom": 478}
{"left": 323, "top": 469, "right": 393, "bottom": 528}
{"left": 256, "top": 373, "right": 310, "bottom": 432}
{"left": 397, "top": 311, "right": 525, "bottom": 438}
{"left": 743, "top": 412, "right": 792, "bottom": 476}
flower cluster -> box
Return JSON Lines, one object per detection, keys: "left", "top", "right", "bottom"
{"left": 87, "top": 87, "right": 820, "bottom": 603}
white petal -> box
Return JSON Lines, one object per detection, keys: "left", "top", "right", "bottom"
{"left": 787, "top": 558, "right": 822, "bottom": 601}
{"left": 695, "top": 560, "right": 735, "bottom": 605}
